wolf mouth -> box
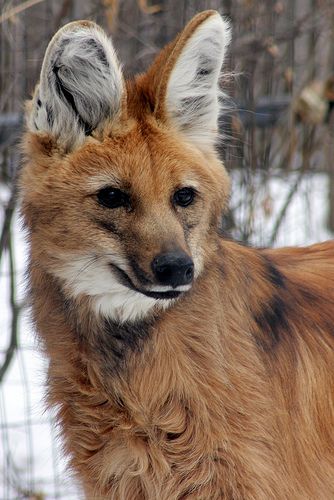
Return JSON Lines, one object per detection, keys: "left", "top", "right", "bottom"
{"left": 109, "top": 264, "right": 182, "bottom": 300}
{"left": 139, "top": 289, "right": 182, "bottom": 300}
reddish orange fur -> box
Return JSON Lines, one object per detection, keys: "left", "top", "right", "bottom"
{"left": 20, "top": 11, "right": 334, "bottom": 499}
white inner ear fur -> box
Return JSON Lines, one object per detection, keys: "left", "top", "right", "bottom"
{"left": 166, "top": 14, "right": 231, "bottom": 152}
{"left": 28, "top": 22, "right": 124, "bottom": 150}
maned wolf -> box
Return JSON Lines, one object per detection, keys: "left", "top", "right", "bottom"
{"left": 20, "top": 10, "right": 334, "bottom": 500}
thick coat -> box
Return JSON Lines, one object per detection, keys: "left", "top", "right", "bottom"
{"left": 20, "top": 11, "right": 334, "bottom": 499}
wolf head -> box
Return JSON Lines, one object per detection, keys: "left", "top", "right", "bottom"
{"left": 21, "top": 11, "right": 231, "bottom": 322}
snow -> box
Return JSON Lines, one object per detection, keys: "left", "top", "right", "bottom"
{"left": 230, "top": 171, "right": 332, "bottom": 246}
{"left": 0, "top": 207, "right": 81, "bottom": 498}
{"left": 0, "top": 173, "right": 333, "bottom": 498}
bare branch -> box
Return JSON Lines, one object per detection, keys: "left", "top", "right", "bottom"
{"left": 0, "top": 223, "right": 21, "bottom": 384}
{"left": 0, "top": 189, "right": 16, "bottom": 268}
{"left": 268, "top": 169, "right": 305, "bottom": 246}
{"left": 0, "top": 0, "right": 45, "bottom": 25}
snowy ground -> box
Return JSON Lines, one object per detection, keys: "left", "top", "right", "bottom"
{"left": 0, "top": 172, "right": 332, "bottom": 499}
{"left": 0, "top": 187, "right": 80, "bottom": 499}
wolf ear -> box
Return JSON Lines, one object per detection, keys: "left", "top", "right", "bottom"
{"left": 155, "top": 11, "right": 230, "bottom": 152}
{"left": 28, "top": 21, "right": 124, "bottom": 150}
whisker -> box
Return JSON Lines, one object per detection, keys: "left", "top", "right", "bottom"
{"left": 67, "top": 255, "right": 101, "bottom": 288}
{"left": 66, "top": 251, "right": 128, "bottom": 287}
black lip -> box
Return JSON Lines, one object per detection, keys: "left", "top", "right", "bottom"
{"left": 109, "top": 264, "right": 183, "bottom": 300}
{"left": 139, "top": 289, "right": 182, "bottom": 300}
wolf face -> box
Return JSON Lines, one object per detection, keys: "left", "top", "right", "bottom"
{"left": 21, "top": 12, "right": 231, "bottom": 322}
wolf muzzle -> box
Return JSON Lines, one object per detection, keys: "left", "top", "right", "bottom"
{"left": 151, "top": 251, "right": 194, "bottom": 288}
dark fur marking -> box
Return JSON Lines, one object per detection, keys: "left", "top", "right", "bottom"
{"left": 263, "top": 256, "right": 286, "bottom": 289}
{"left": 56, "top": 280, "right": 155, "bottom": 373}
{"left": 95, "top": 318, "right": 154, "bottom": 374}
{"left": 95, "top": 399, "right": 109, "bottom": 407}
{"left": 129, "top": 257, "right": 153, "bottom": 286}
{"left": 45, "top": 104, "right": 54, "bottom": 127}
{"left": 196, "top": 54, "right": 215, "bottom": 78}
{"left": 95, "top": 218, "right": 121, "bottom": 236}
{"left": 53, "top": 65, "right": 92, "bottom": 135}
{"left": 109, "top": 264, "right": 135, "bottom": 290}
{"left": 254, "top": 294, "right": 290, "bottom": 349}
{"left": 166, "top": 431, "right": 183, "bottom": 441}
{"left": 37, "top": 98, "right": 42, "bottom": 107}
{"left": 184, "top": 222, "right": 197, "bottom": 230}
{"left": 197, "top": 67, "right": 212, "bottom": 77}
{"left": 85, "top": 38, "right": 109, "bottom": 67}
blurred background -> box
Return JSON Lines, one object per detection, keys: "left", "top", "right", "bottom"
{"left": 1, "top": 0, "right": 334, "bottom": 498}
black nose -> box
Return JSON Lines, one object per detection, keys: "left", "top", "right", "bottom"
{"left": 151, "top": 251, "right": 194, "bottom": 288}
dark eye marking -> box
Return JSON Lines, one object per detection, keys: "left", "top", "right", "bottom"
{"left": 97, "top": 187, "right": 130, "bottom": 209}
{"left": 173, "top": 187, "right": 196, "bottom": 208}
{"left": 197, "top": 67, "right": 211, "bottom": 76}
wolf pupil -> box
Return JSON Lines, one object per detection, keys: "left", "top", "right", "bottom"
{"left": 173, "top": 188, "right": 195, "bottom": 207}
{"left": 97, "top": 187, "right": 128, "bottom": 209}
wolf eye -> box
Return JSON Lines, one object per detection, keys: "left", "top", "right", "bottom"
{"left": 173, "top": 187, "right": 196, "bottom": 207}
{"left": 97, "top": 187, "right": 129, "bottom": 209}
